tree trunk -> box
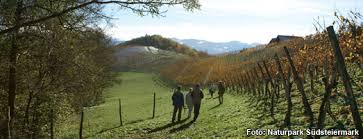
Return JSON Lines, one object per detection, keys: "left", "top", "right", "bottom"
{"left": 8, "top": 1, "right": 23, "bottom": 138}
{"left": 24, "top": 90, "right": 34, "bottom": 136}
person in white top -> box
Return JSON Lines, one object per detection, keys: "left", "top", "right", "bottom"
{"left": 185, "top": 88, "right": 194, "bottom": 119}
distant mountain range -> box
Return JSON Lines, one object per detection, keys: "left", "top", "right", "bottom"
{"left": 110, "top": 38, "right": 124, "bottom": 46}
{"left": 172, "top": 38, "right": 260, "bottom": 54}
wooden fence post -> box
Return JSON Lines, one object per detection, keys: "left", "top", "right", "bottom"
{"left": 327, "top": 26, "right": 362, "bottom": 137}
{"left": 50, "top": 108, "right": 54, "bottom": 139}
{"left": 119, "top": 98, "right": 123, "bottom": 126}
{"left": 79, "top": 109, "right": 84, "bottom": 139}
{"left": 7, "top": 106, "right": 11, "bottom": 139}
{"left": 152, "top": 93, "right": 156, "bottom": 119}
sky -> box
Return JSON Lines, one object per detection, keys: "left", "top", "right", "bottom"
{"left": 101, "top": 0, "right": 362, "bottom": 44}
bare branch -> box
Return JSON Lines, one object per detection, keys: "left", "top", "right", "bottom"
{"left": 0, "top": 0, "right": 199, "bottom": 35}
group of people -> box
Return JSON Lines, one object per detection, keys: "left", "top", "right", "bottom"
{"left": 171, "top": 81, "right": 225, "bottom": 123}
{"left": 208, "top": 81, "right": 226, "bottom": 104}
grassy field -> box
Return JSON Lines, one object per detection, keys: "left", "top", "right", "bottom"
{"left": 57, "top": 72, "right": 263, "bottom": 138}
{"left": 58, "top": 71, "right": 363, "bottom": 138}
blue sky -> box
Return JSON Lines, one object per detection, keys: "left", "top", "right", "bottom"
{"left": 101, "top": 0, "right": 362, "bottom": 44}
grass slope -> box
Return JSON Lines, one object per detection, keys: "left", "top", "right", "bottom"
{"left": 115, "top": 46, "right": 189, "bottom": 71}
{"left": 58, "top": 72, "right": 260, "bottom": 138}
{"left": 58, "top": 69, "right": 363, "bottom": 138}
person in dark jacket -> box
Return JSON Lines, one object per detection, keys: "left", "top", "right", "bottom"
{"left": 208, "top": 83, "right": 216, "bottom": 98}
{"left": 218, "top": 81, "right": 225, "bottom": 104}
{"left": 191, "top": 84, "right": 204, "bottom": 122}
{"left": 172, "top": 86, "right": 184, "bottom": 123}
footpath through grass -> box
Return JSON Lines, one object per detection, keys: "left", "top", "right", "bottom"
{"left": 58, "top": 72, "right": 261, "bottom": 138}
{"left": 58, "top": 71, "right": 363, "bottom": 138}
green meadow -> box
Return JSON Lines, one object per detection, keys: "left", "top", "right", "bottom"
{"left": 58, "top": 71, "right": 363, "bottom": 139}
{"left": 57, "top": 72, "right": 263, "bottom": 138}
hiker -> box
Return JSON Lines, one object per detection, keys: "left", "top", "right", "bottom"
{"left": 208, "top": 84, "right": 215, "bottom": 98}
{"left": 218, "top": 81, "right": 225, "bottom": 104}
{"left": 191, "top": 84, "right": 204, "bottom": 122}
{"left": 185, "top": 88, "right": 194, "bottom": 119}
{"left": 172, "top": 86, "right": 184, "bottom": 123}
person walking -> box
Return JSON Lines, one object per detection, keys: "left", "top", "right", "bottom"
{"left": 208, "top": 84, "right": 215, "bottom": 98}
{"left": 218, "top": 81, "right": 225, "bottom": 104}
{"left": 185, "top": 88, "right": 193, "bottom": 119}
{"left": 191, "top": 84, "right": 204, "bottom": 122}
{"left": 172, "top": 86, "right": 184, "bottom": 123}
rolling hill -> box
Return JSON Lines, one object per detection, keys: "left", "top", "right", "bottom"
{"left": 114, "top": 45, "right": 189, "bottom": 71}
{"left": 118, "top": 35, "right": 208, "bottom": 57}
{"left": 114, "top": 35, "right": 209, "bottom": 72}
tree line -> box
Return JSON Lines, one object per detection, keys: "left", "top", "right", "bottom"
{"left": 0, "top": 0, "right": 200, "bottom": 138}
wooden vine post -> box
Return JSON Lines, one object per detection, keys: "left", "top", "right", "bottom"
{"left": 326, "top": 26, "right": 362, "bottom": 138}
{"left": 317, "top": 62, "right": 337, "bottom": 131}
{"left": 262, "top": 60, "right": 275, "bottom": 119}
{"left": 274, "top": 54, "right": 292, "bottom": 129}
{"left": 283, "top": 46, "right": 315, "bottom": 131}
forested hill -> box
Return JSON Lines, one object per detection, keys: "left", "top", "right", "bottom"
{"left": 118, "top": 35, "right": 208, "bottom": 57}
